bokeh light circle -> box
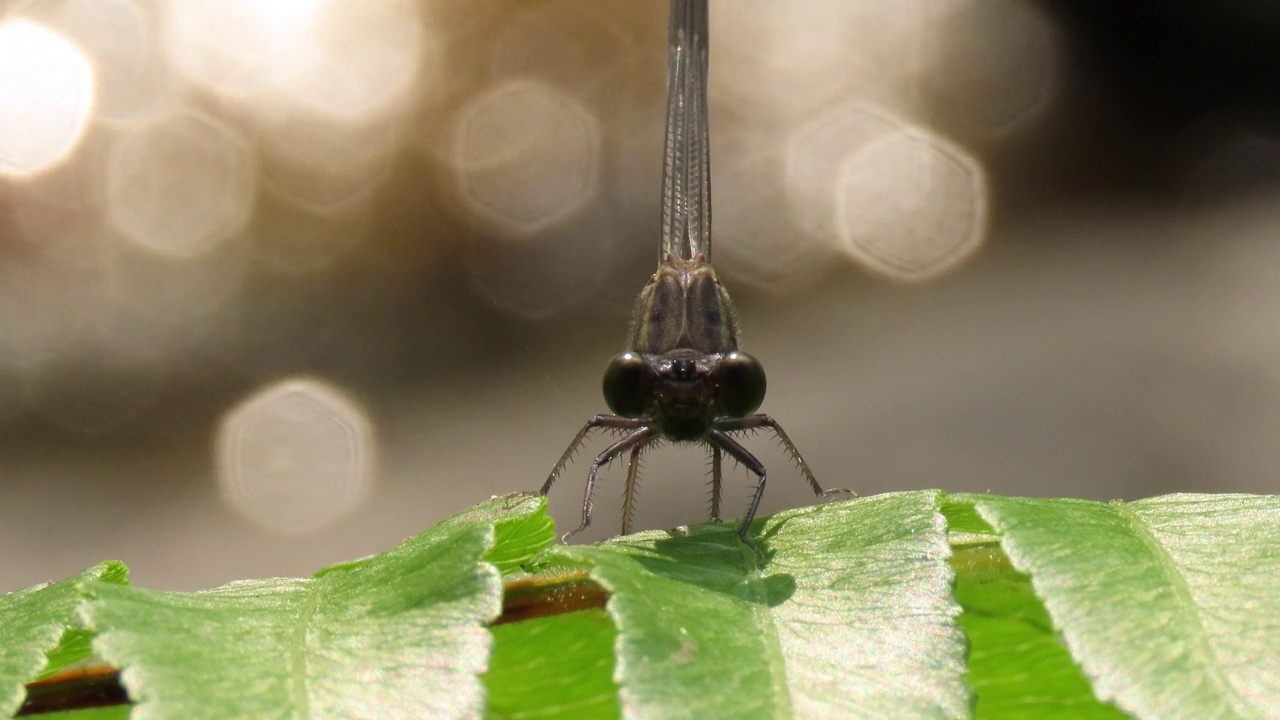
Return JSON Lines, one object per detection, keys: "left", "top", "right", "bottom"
{"left": 216, "top": 377, "right": 376, "bottom": 535}
{"left": 714, "top": 131, "right": 834, "bottom": 293}
{"left": 105, "top": 109, "right": 256, "bottom": 258}
{"left": 162, "top": 0, "right": 325, "bottom": 105}
{"left": 453, "top": 79, "right": 601, "bottom": 236}
{"left": 162, "top": 0, "right": 423, "bottom": 124}
{"left": 280, "top": 1, "right": 424, "bottom": 123}
{"left": 715, "top": 0, "right": 858, "bottom": 120}
{"left": 784, "top": 105, "right": 902, "bottom": 274}
{"left": 0, "top": 18, "right": 96, "bottom": 178}
{"left": 836, "top": 125, "right": 988, "bottom": 282}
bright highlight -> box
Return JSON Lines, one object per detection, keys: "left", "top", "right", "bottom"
{"left": 162, "top": 0, "right": 422, "bottom": 124}
{"left": 0, "top": 19, "right": 96, "bottom": 178}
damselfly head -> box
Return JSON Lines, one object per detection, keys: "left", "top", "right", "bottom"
{"left": 602, "top": 348, "right": 767, "bottom": 440}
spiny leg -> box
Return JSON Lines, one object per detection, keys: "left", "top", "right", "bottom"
{"left": 716, "top": 414, "right": 854, "bottom": 498}
{"left": 706, "top": 443, "right": 727, "bottom": 520}
{"left": 620, "top": 444, "right": 644, "bottom": 536}
{"left": 708, "top": 429, "right": 767, "bottom": 559}
{"left": 565, "top": 427, "right": 654, "bottom": 542}
{"left": 542, "top": 415, "right": 647, "bottom": 496}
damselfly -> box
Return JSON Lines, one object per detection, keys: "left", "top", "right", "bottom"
{"left": 541, "top": 0, "right": 850, "bottom": 556}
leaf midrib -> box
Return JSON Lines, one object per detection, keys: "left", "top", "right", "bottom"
{"left": 1113, "top": 502, "right": 1254, "bottom": 718}
{"left": 288, "top": 580, "right": 324, "bottom": 719}
{"left": 743, "top": 548, "right": 793, "bottom": 720}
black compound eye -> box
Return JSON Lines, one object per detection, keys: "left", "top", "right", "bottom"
{"left": 603, "top": 351, "right": 649, "bottom": 418}
{"left": 716, "top": 351, "right": 766, "bottom": 417}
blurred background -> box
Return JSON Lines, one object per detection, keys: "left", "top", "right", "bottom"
{"left": 3, "top": 0, "right": 1280, "bottom": 592}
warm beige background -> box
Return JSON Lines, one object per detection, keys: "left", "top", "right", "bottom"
{"left": 4, "top": 0, "right": 1280, "bottom": 592}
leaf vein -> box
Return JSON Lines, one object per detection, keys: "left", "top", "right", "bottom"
{"left": 1113, "top": 502, "right": 1255, "bottom": 718}
{"left": 289, "top": 581, "right": 324, "bottom": 719}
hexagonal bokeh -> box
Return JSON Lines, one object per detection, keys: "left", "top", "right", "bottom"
{"left": 105, "top": 109, "right": 256, "bottom": 258}
{"left": 452, "top": 78, "right": 601, "bottom": 236}
{"left": 216, "top": 377, "right": 376, "bottom": 535}
{"left": 713, "top": 130, "right": 835, "bottom": 294}
{"left": 835, "top": 125, "right": 988, "bottom": 282}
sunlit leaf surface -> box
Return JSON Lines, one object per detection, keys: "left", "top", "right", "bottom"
{"left": 11, "top": 492, "right": 1280, "bottom": 719}
{"left": 82, "top": 496, "right": 550, "bottom": 720}
{"left": 564, "top": 491, "right": 969, "bottom": 720}
{"left": 971, "top": 494, "right": 1280, "bottom": 720}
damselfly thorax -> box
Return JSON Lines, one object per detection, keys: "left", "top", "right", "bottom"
{"left": 609, "top": 254, "right": 763, "bottom": 440}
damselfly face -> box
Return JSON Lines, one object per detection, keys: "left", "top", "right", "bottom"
{"left": 603, "top": 347, "right": 765, "bottom": 440}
